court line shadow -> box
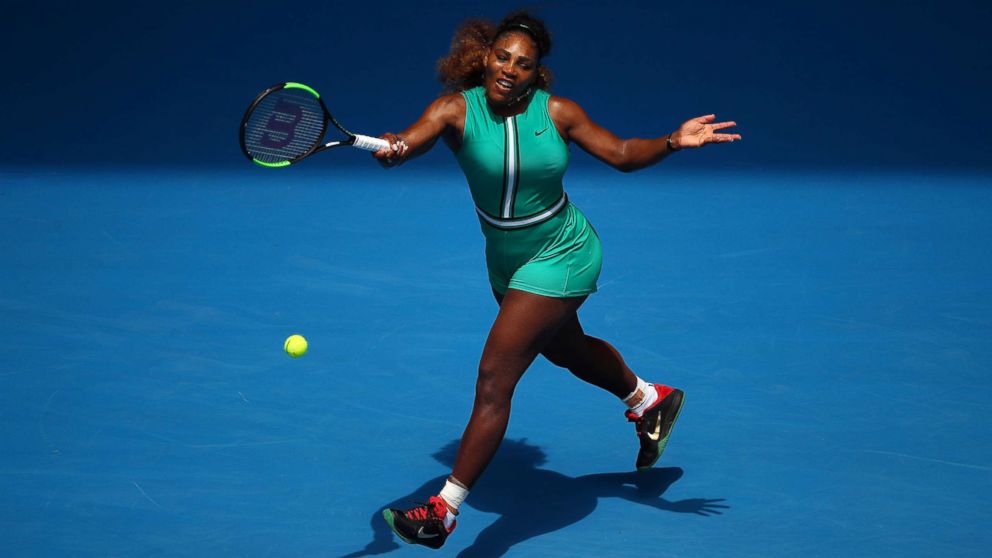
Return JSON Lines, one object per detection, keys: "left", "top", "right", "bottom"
{"left": 340, "top": 438, "right": 727, "bottom": 558}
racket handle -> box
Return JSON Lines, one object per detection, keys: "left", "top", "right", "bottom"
{"left": 351, "top": 134, "right": 392, "bottom": 152}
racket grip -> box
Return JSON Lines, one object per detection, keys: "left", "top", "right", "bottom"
{"left": 351, "top": 134, "right": 392, "bottom": 152}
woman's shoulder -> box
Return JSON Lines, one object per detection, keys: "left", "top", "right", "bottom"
{"left": 426, "top": 92, "right": 467, "bottom": 124}
{"left": 547, "top": 94, "right": 586, "bottom": 125}
{"left": 435, "top": 91, "right": 468, "bottom": 108}
{"left": 547, "top": 93, "right": 580, "bottom": 112}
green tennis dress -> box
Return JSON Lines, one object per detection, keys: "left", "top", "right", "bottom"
{"left": 456, "top": 86, "right": 602, "bottom": 298}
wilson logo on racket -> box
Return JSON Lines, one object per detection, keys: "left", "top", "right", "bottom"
{"left": 259, "top": 99, "right": 303, "bottom": 149}
{"left": 239, "top": 82, "right": 389, "bottom": 168}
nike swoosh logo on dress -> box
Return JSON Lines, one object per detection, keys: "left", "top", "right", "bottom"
{"left": 535, "top": 127, "right": 549, "bottom": 136}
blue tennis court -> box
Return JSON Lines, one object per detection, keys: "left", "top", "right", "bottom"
{"left": 2, "top": 167, "right": 989, "bottom": 556}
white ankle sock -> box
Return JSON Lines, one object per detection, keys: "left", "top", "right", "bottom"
{"left": 623, "top": 377, "right": 650, "bottom": 406}
{"left": 624, "top": 378, "right": 658, "bottom": 417}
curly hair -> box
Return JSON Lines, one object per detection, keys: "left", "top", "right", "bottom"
{"left": 436, "top": 11, "right": 553, "bottom": 93}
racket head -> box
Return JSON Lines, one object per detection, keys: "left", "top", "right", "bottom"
{"left": 239, "top": 82, "right": 331, "bottom": 167}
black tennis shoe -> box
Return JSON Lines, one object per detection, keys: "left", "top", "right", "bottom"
{"left": 625, "top": 385, "right": 685, "bottom": 470}
{"left": 382, "top": 495, "right": 455, "bottom": 550}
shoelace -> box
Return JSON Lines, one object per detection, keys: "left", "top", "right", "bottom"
{"left": 404, "top": 503, "right": 429, "bottom": 521}
{"left": 404, "top": 496, "right": 447, "bottom": 522}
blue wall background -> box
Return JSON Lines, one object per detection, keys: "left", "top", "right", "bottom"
{"left": 1, "top": 0, "right": 990, "bottom": 171}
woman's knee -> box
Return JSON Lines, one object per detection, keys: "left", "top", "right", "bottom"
{"left": 475, "top": 358, "right": 520, "bottom": 407}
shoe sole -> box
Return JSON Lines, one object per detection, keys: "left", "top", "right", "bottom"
{"left": 637, "top": 389, "right": 685, "bottom": 471}
{"left": 382, "top": 509, "right": 416, "bottom": 545}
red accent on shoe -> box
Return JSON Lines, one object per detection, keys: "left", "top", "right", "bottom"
{"left": 654, "top": 384, "right": 674, "bottom": 402}
{"left": 403, "top": 498, "right": 444, "bottom": 521}
{"left": 625, "top": 384, "right": 676, "bottom": 421}
{"left": 403, "top": 497, "right": 452, "bottom": 526}
{"left": 405, "top": 505, "right": 428, "bottom": 520}
{"left": 428, "top": 496, "right": 456, "bottom": 534}
{"left": 427, "top": 496, "right": 448, "bottom": 519}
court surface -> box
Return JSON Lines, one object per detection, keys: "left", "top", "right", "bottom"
{"left": 2, "top": 167, "right": 990, "bottom": 557}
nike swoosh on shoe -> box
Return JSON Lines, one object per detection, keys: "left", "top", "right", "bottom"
{"left": 645, "top": 420, "right": 663, "bottom": 441}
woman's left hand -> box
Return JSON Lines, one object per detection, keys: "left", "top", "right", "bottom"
{"left": 671, "top": 115, "right": 741, "bottom": 150}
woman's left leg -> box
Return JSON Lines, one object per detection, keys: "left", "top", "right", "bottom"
{"left": 449, "top": 288, "right": 587, "bottom": 488}
{"left": 382, "top": 288, "right": 585, "bottom": 548}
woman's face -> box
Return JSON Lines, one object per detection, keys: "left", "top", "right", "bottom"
{"left": 484, "top": 32, "right": 539, "bottom": 106}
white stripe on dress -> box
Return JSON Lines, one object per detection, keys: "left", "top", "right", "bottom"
{"left": 476, "top": 193, "right": 568, "bottom": 229}
{"left": 501, "top": 117, "right": 518, "bottom": 219}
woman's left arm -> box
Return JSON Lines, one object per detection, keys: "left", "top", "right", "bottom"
{"left": 549, "top": 97, "right": 741, "bottom": 172}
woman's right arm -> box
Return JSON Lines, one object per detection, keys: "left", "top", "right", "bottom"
{"left": 373, "top": 93, "right": 465, "bottom": 167}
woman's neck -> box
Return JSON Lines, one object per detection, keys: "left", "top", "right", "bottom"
{"left": 486, "top": 88, "right": 533, "bottom": 118}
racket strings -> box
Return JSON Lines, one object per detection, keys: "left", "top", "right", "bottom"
{"left": 243, "top": 90, "right": 326, "bottom": 163}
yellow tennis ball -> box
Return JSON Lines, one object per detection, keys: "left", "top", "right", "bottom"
{"left": 284, "top": 334, "right": 308, "bottom": 358}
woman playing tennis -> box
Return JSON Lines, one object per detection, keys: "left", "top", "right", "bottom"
{"left": 374, "top": 11, "right": 740, "bottom": 549}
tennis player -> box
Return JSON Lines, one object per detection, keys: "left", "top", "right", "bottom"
{"left": 374, "top": 11, "right": 740, "bottom": 549}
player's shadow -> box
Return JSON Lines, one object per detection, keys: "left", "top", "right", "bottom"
{"left": 340, "top": 438, "right": 727, "bottom": 558}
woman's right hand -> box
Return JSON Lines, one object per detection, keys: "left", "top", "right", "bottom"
{"left": 372, "top": 132, "right": 409, "bottom": 168}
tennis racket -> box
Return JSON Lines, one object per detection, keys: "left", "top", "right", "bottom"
{"left": 239, "top": 82, "right": 390, "bottom": 168}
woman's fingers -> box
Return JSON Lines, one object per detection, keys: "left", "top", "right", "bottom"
{"left": 374, "top": 133, "right": 397, "bottom": 158}
{"left": 708, "top": 133, "right": 742, "bottom": 143}
{"left": 675, "top": 116, "right": 741, "bottom": 148}
{"left": 374, "top": 133, "right": 411, "bottom": 167}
